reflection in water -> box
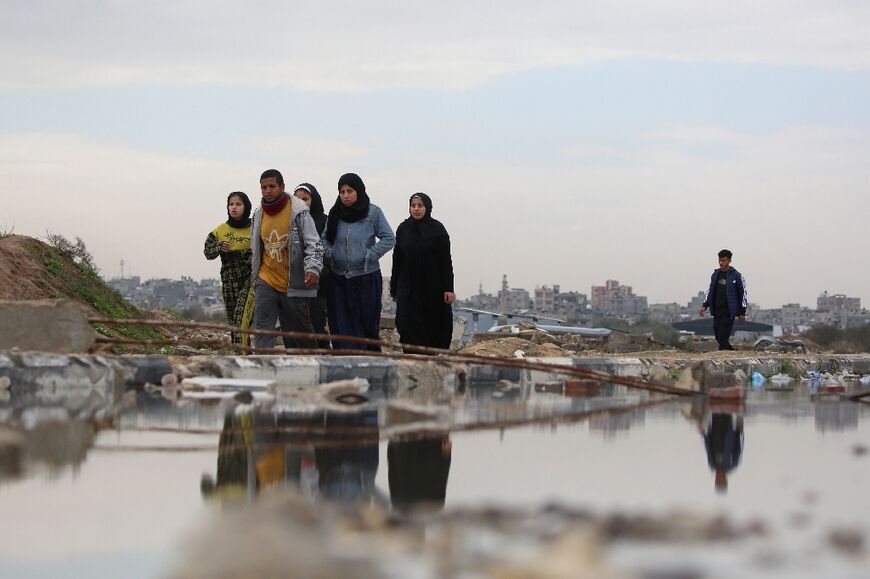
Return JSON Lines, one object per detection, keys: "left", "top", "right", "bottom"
{"left": 814, "top": 401, "right": 859, "bottom": 433}
{"left": 314, "top": 413, "right": 379, "bottom": 502}
{"left": 703, "top": 412, "right": 744, "bottom": 494}
{"left": 0, "top": 420, "right": 94, "bottom": 482}
{"left": 589, "top": 409, "right": 645, "bottom": 438}
{"left": 388, "top": 435, "right": 452, "bottom": 514}
{"left": 203, "top": 408, "right": 380, "bottom": 504}
{"left": 203, "top": 409, "right": 456, "bottom": 514}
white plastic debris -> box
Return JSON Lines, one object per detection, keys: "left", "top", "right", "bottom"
{"left": 820, "top": 373, "right": 845, "bottom": 387}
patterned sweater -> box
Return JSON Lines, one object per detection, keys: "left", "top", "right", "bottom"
{"left": 204, "top": 223, "right": 252, "bottom": 282}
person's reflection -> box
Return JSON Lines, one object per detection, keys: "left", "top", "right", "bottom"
{"left": 701, "top": 410, "right": 744, "bottom": 494}
{"left": 388, "top": 434, "right": 452, "bottom": 514}
{"left": 201, "top": 411, "right": 254, "bottom": 503}
{"left": 203, "top": 408, "right": 380, "bottom": 504}
{"left": 314, "top": 411, "right": 379, "bottom": 502}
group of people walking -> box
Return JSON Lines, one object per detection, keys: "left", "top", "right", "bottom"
{"left": 204, "top": 169, "right": 455, "bottom": 352}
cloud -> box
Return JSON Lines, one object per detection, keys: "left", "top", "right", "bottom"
{"left": 1, "top": 127, "right": 868, "bottom": 308}
{"left": 0, "top": 132, "right": 354, "bottom": 281}
{"left": 250, "top": 137, "right": 367, "bottom": 168}
{"left": 2, "top": 1, "right": 870, "bottom": 90}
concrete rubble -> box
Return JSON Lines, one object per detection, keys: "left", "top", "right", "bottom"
{"left": 0, "top": 300, "right": 95, "bottom": 353}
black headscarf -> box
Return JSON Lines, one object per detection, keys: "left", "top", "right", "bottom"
{"left": 295, "top": 182, "right": 327, "bottom": 235}
{"left": 226, "top": 191, "right": 252, "bottom": 228}
{"left": 326, "top": 173, "right": 371, "bottom": 242}
{"left": 404, "top": 192, "right": 447, "bottom": 239}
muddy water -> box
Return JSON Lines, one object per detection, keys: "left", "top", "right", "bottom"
{"left": 0, "top": 382, "right": 868, "bottom": 578}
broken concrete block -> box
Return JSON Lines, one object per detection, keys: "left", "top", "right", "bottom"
{"left": 648, "top": 364, "right": 674, "bottom": 385}
{"left": 674, "top": 364, "right": 703, "bottom": 392}
{"left": 0, "top": 300, "right": 94, "bottom": 353}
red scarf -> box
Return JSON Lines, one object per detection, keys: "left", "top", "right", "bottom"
{"left": 261, "top": 193, "right": 290, "bottom": 215}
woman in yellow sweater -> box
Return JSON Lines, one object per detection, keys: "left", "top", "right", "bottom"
{"left": 204, "top": 192, "right": 252, "bottom": 344}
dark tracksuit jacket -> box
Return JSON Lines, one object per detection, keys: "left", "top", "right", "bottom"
{"left": 702, "top": 267, "right": 748, "bottom": 319}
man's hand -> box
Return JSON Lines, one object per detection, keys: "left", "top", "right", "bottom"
{"left": 444, "top": 292, "right": 455, "bottom": 305}
{"left": 738, "top": 315, "right": 746, "bottom": 323}
{"left": 218, "top": 241, "right": 230, "bottom": 252}
{"left": 698, "top": 306, "right": 706, "bottom": 317}
{"left": 304, "top": 272, "right": 319, "bottom": 287}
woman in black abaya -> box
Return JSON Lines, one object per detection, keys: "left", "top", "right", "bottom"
{"left": 390, "top": 193, "right": 455, "bottom": 350}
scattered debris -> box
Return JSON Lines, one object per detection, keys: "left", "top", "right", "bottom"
{"left": 768, "top": 373, "right": 793, "bottom": 384}
{"left": 820, "top": 373, "right": 845, "bottom": 387}
{"left": 754, "top": 336, "right": 806, "bottom": 352}
{"left": 828, "top": 528, "right": 866, "bottom": 556}
{"left": 461, "top": 337, "right": 572, "bottom": 358}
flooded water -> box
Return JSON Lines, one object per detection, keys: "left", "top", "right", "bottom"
{"left": 1, "top": 375, "right": 868, "bottom": 578}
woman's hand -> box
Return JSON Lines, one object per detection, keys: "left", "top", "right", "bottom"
{"left": 444, "top": 292, "right": 455, "bottom": 305}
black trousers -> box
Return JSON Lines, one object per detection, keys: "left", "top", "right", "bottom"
{"left": 713, "top": 312, "right": 735, "bottom": 350}
{"left": 327, "top": 270, "right": 383, "bottom": 351}
{"left": 309, "top": 296, "right": 330, "bottom": 349}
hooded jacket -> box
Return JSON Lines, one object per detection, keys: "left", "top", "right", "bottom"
{"left": 250, "top": 195, "right": 324, "bottom": 298}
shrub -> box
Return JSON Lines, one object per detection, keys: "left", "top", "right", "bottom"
{"left": 43, "top": 230, "right": 99, "bottom": 273}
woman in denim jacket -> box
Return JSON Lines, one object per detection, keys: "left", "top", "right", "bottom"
{"left": 322, "top": 173, "right": 395, "bottom": 350}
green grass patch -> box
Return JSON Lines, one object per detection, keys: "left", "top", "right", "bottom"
{"left": 33, "top": 242, "right": 168, "bottom": 345}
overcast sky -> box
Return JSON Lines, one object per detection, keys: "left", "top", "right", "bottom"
{"left": 1, "top": 1, "right": 869, "bottom": 309}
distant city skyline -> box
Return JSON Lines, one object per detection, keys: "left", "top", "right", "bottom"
{"left": 107, "top": 268, "right": 861, "bottom": 314}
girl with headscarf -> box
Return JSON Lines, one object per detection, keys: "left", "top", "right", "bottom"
{"left": 321, "top": 173, "right": 395, "bottom": 350}
{"left": 204, "top": 191, "right": 253, "bottom": 345}
{"left": 390, "top": 193, "right": 455, "bottom": 350}
{"left": 294, "top": 182, "right": 330, "bottom": 347}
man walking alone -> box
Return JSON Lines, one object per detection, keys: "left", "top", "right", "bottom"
{"left": 699, "top": 249, "right": 748, "bottom": 351}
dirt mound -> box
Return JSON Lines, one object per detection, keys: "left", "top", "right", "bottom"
{"left": 0, "top": 234, "right": 166, "bottom": 346}
{"left": 460, "top": 337, "right": 572, "bottom": 358}
{"left": 0, "top": 235, "right": 60, "bottom": 301}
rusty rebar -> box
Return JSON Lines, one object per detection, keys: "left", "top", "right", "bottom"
{"left": 96, "top": 337, "right": 698, "bottom": 397}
